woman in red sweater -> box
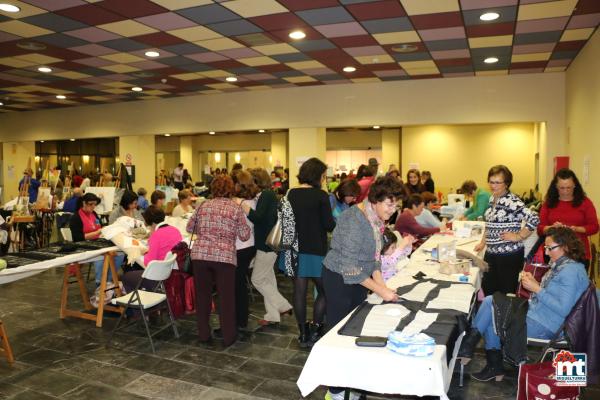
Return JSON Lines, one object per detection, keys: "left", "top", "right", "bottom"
{"left": 538, "top": 168, "right": 598, "bottom": 270}
{"left": 395, "top": 194, "right": 448, "bottom": 238}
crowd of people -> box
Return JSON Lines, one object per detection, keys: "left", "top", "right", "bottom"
{"left": 51, "top": 155, "right": 598, "bottom": 398}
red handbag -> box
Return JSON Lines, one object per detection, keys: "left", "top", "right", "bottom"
{"left": 517, "top": 361, "right": 580, "bottom": 400}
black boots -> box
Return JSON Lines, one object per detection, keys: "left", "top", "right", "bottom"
{"left": 298, "top": 322, "right": 311, "bottom": 348}
{"left": 308, "top": 322, "right": 324, "bottom": 345}
{"left": 471, "top": 350, "right": 505, "bottom": 382}
{"left": 457, "top": 328, "right": 481, "bottom": 364}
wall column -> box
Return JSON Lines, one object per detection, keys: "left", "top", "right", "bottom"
{"left": 288, "top": 127, "right": 326, "bottom": 188}
{"left": 2, "top": 141, "right": 35, "bottom": 202}
{"left": 179, "top": 136, "right": 197, "bottom": 183}
{"left": 270, "top": 132, "right": 287, "bottom": 169}
{"left": 119, "top": 136, "right": 155, "bottom": 193}
{"left": 381, "top": 128, "right": 401, "bottom": 174}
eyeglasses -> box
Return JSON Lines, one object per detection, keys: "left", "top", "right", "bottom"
{"left": 544, "top": 244, "right": 561, "bottom": 251}
{"left": 488, "top": 180, "right": 505, "bottom": 185}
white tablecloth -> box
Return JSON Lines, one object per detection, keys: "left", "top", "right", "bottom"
{"left": 0, "top": 246, "right": 118, "bottom": 285}
{"left": 297, "top": 224, "right": 484, "bottom": 398}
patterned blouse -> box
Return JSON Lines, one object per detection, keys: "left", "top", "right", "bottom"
{"left": 186, "top": 197, "right": 251, "bottom": 266}
{"left": 484, "top": 191, "right": 540, "bottom": 255}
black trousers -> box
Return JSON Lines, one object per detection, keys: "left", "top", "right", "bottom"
{"left": 482, "top": 248, "right": 525, "bottom": 296}
{"left": 322, "top": 266, "right": 368, "bottom": 333}
{"left": 235, "top": 247, "right": 256, "bottom": 329}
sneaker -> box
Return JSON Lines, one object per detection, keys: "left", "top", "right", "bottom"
{"left": 324, "top": 390, "right": 361, "bottom": 400}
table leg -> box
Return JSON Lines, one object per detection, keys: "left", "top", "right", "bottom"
{"left": 0, "top": 320, "right": 15, "bottom": 364}
{"left": 95, "top": 252, "right": 123, "bottom": 328}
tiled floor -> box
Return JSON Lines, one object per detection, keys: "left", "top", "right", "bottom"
{"left": 1, "top": 267, "right": 598, "bottom": 400}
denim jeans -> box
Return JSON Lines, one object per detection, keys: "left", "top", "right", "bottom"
{"left": 94, "top": 254, "right": 124, "bottom": 286}
{"left": 473, "top": 295, "right": 555, "bottom": 350}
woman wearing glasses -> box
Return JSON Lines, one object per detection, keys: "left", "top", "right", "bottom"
{"left": 459, "top": 226, "right": 588, "bottom": 382}
{"left": 474, "top": 165, "right": 539, "bottom": 295}
{"left": 538, "top": 168, "right": 598, "bottom": 271}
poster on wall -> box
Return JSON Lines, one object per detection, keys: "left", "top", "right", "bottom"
{"left": 408, "top": 162, "right": 420, "bottom": 170}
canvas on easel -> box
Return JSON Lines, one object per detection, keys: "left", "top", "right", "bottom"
{"left": 85, "top": 186, "right": 116, "bottom": 214}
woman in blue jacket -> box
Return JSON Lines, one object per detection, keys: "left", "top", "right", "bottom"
{"left": 458, "top": 226, "right": 589, "bottom": 382}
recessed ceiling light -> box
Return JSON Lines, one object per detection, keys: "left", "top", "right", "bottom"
{"left": 289, "top": 30, "right": 306, "bottom": 40}
{"left": 0, "top": 102, "right": 3, "bottom": 106}
{"left": 37, "top": 66, "right": 52, "bottom": 73}
{"left": 164, "top": 133, "right": 171, "bottom": 137}
{"left": 343, "top": 66, "right": 356, "bottom": 73}
{"left": 480, "top": 12, "right": 500, "bottom": 21}
{"left": 225, "top": 76, "right": 238, "bottom": 82}
{"left": 131, "top": 86, "right": 143, "bottom": 92}
{"left": 258, "top": 129, "right": 265, "bottom": 133}
{"left": 484, "top": 57, "right": 499, "bottom": 64}
{"left": 145, "top": 50, "right": 160, "bottom": 57}
{"left": 391, "top": 44, "right": 418, "bottom": 53}
{"left": 16, "top": 41, "right": 46, "bottom": 51}
{"left": 56, "top": 95, "right": 66, "bottom": 99}
{"left": 69, "top": 138, "right": 75, "bottom": 141}
{"left": 0, "top": 4, "right": 20, "bottom": 12}
{"left": 209, "top": 131, "right": 215, "bottom": 135}
{"left": 373, "top": 125, "right": 381, "bottom": 129}
{"left": 40, "top": 140, "right": 44, "bottom": 143}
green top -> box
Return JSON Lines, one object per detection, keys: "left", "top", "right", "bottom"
{"left": 328, "top": 181, "right": 340, "bottom": 193}
{"left": 464, "top": 187, "right": 491, "bottom": 220}
{"left": 247, "top": 189, "right": 278, "bottom": 252}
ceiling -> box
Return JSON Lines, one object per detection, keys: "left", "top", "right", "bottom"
{"left": 0, "top": 0, "right": 598, "bottom": 113}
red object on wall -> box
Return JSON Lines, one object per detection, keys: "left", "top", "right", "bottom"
{"left": 553, "top": 156, "right": 569, "bottom": 174}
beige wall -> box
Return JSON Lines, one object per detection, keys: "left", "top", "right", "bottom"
{"left": 193, "top": 133, "right": 270, "bottom": 152}
{"left": 2, "top": 141, "right": 36, "bottom": 202}
{"left": 402, "top": 123, "right": 536, "bottom": 196}
{"left": 0, "top": 74, "right": 566, "bottom": 184}
{"left": 119, "top": 136, "right": 155, "bottom": 194}
{"left": 326, "top": 130, "right": 381, "bottom": 149}
{"left": 289, "top": 127, "right": 326, "bottom": 188}
{"left": 271, "top": 132, "right": 287, "bottom": 168}
{"left": 381, "top": 128, "right": 401, "bottom": 173}
{"left": 566, "top": 29, "right": 600, "bottom": 205}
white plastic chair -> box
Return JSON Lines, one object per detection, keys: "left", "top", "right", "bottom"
{"left": 107, "top": 252, "right": 179, "bottom": 353}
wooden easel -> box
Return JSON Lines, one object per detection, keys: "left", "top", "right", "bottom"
{"left": 0, "top": 320, "right": 14, "bottom": 364}
{"left": 60, "top": 251, "right": 124, "bottom": 328}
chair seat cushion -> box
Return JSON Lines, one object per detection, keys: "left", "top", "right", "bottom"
{"left": 111, "top": 290, "right": 166, "bottom": 309}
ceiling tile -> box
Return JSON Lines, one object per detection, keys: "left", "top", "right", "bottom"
{"left": 0, "top": 20, "right": 54, "bottom": 38}
{"left": 98, "top": 20, "right": 158, "bottom": 37}
{"left": 511, "top": 52, "right": 551, "bottom": 62}
{"left": 512, "top": 42, "right": 555, "bottom": 54}
{"left": 37, "top": 32, "right": 89, "bottom": 47}
{"left": 221, "top": 0, "right": 288, "bottom": 18}
{"left": 462, "top": 6, "right": 517, "bottom": 26}
{"left": 513, "top": 30, "right": 561, "bottom": 45}
{"left": 346, "top": 0, "right": 406, "bottom": 20}
{"left": 400, "top": 0, "right": 459, "bottom": 15}
{"left": 354, "top": 54, "right": 395, "bottom": 64}
{"left": 469, "top": 34, "right": 513, "bottom": 48}
{"left": 218, "top": 47, "right": 262, "bottom": 58}
{"left": 249, "top": 12, "right": 306, "bottom": 32}
{"left": 276, "top": 0, "right": 338, "bottom": 12}
{"left": 177, "top": 4, "right": 241, "bottom": 25}
{"left": 100, "top": 64, "right": 140, "bottom": 73}
{"left": 96, "top": 0, "right": 168, "bottom": 18}
{"left": 330, "top": 34, "right": 379, "bottom": 47}
{"left": 21, "top": 13, "right": 88, "bottom": 32}
{"left": 361, "top": 17, "right": 413, "bottom": 34}
{"left": 296, "top": 7, "right": 355, "bottom": 25}
{"left": 252, "top": 43, "right": 299, "bottom": 56}
{"left": 0, "top": 57, "right": 36, "bottom": 68}
{"left": 16, "top": 53, "right": 63, "bottom": 64}
{"left": 101, "top": 37, "right": 147, "bottom": 51}
{"left": 56, "top": 4, "right": 126, "bottom": 25}
{"left": 419, "top": 26, "right": 466, "bottom": 41}
{"left": 517, "top": 0, "right": 577, "bottom": 21}
{"left": 132, "top": 32, "right": 183, "bottom": 47}
{"left": 149, "top": 0, "right": 213, "bottom": 11}
{"left": 0, "top": 0, "right": 47, "bottom": 18}
{"left": 425, "top": 38, "right": 468, "bottom": 50}
{"left": 411, "top": 12, "right": 464, "bottom": 29}
{"left": 430, "top": 48, "right": 471, "bottom": 59}
{"left": 560, "top": 27, "right": 595, "bottom": 41}
{"left": 459, "top": 0, "right": 517, "bottom": 11}
{"left": 271, "top": 52, "right": 311, "bottom": 62}
{"left": 286, "top": 60, "right": 326, "bottom": 70}
{"left": 466, "top": 22, "right": 514, "bottom": 37}
{"left": 284, "top": 75, "right": 317, "bottom": 83}
{"left": 290, "top": 38, "right": 336, "bottom": 52}
{"left": 162, "top": 42, "right": 207, "bottom": 55}
{"left": 195, "top": 37, "right": 244, "bottom": 51}
{"left": 566, "top": 13, "right": 600, "bottom": 29}
{"left": 238, "top": 56, "right": 279, "bottom": 66}
{"left": 314, "top": 22, "right": 368, "bottom": 38}
{"left": 20, "top": 0, "right": 86, "bottom": 11}
{"left": 207, "top": 19, "right": 263, "bottom": 36}
{"left": 74, "top": 56, "right": 114, "bottom": 67}
{"left": 372, "top": 31, "right": 421, "bottom": 45}
{"left": 167, "top": 26, "right": 221, "bottom": 42}
{"left": 553, "top": 40, "right": 586, "bottom": 51}
{"left": 64, "top": 26, "right": 121, "bottom": 42}
{"left": 53, "top": 70, "right": 91, "bottom": 79}
{"left": 135, "top": 12, "right": 196, "bottom": 31}
{"left": 435, "top": 56, "right": 472, "bottom": 66}
{"left": 343, "top": 45, "right": 387, "bottom": 57}
{"left": 69, "top": 43, "right": 117, "bottom": 56}
{"left": 99, "top": 52, "right": 144, "bottom": 63}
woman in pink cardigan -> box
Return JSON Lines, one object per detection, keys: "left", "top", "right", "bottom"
{"left": 395, "top": 194, "right": 447, "bottom": 238}
{"left": 121, "top": 205, "right": 183, "bottom": 292}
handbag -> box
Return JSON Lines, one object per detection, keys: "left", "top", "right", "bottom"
{"left": 517, "top": 350, "right": 580, "bottom": 400}
{"left": 265, "top": 195, "right": 288, "bottom": 252}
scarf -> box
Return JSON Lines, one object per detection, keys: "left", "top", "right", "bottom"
{"left": 529, "top": 255, "right": 571, "bottom": 304}
{"left": 279, "top": 195, "right": 299, "bottom": 277}
{"left": 362, "top": 200, "right": 384, "bottom": 262}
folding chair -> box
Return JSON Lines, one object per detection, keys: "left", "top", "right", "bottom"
{"left": 107, "top": 252, "right": 180, "bottom": 353}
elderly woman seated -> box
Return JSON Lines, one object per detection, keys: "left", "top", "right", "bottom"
{"left": 458, "top": 226, "right": 589, "bottom": 382}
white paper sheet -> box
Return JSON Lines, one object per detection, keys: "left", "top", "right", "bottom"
{"left": 426, "top": 285, "right": 475, "bottom": 313}
{"left": 399, "top": 281, "right": 438, "bottom": 302}
{"left": 360, "top": 304, "right": 410, "bottom": 337}
{"left": 403, "top": 311, "right": 439, "bottom": 335}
